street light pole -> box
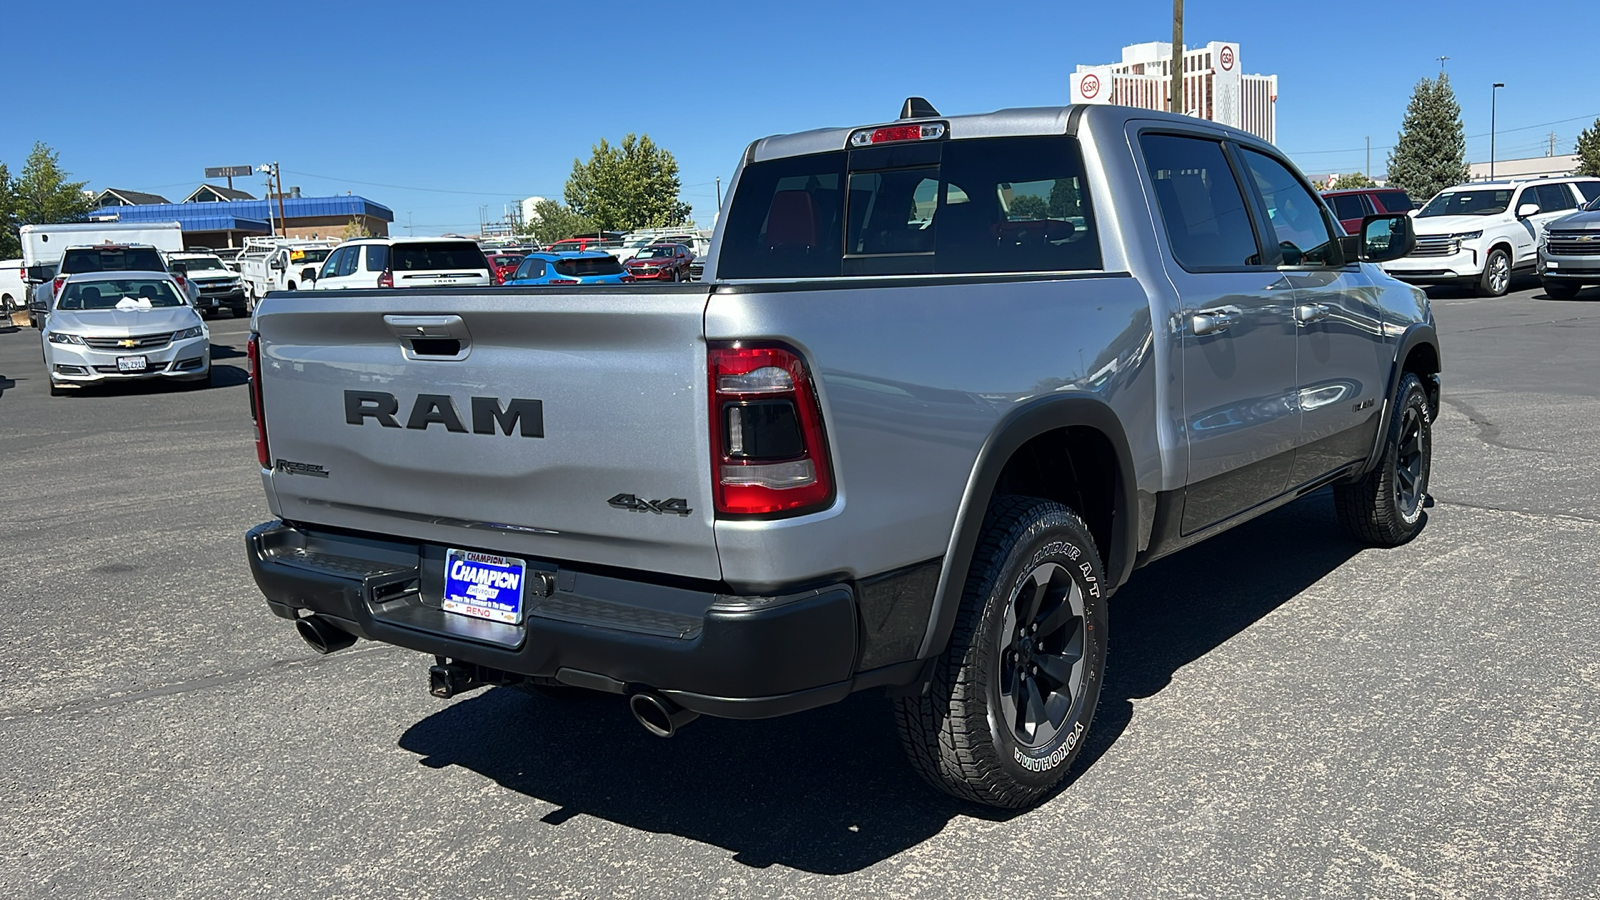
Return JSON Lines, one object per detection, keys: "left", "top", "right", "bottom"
{"left": 1491, "top": 83, "right": 1504, "bottom": 180}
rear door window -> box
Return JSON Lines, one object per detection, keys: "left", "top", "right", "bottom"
{"left": 1577, "top": 182, "right": 1600, "bottom": 203}
{"left": 1375, "top": 191, "right": 1413, "bottom": 214}
{"left": 1139, "top": 134, "right": 1264, "bottom": 270}
{"left": 1326, "top": 194, "right": 1368, "bottom": 222}
{"left": 392, "top": 242, "right": 490, "bottom": 271}
{"left": 365, "top": 244, "right": 390, "bottom": 271}
{"left": 1537, "top": 183, "right": 1578, "bottom": 213}
{"left": 515, "top": 258, "right": 547, "bottom": 279}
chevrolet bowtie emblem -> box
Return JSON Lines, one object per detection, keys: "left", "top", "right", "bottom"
{"left": 118, "top": 339, "right": 137, "bottom": 348}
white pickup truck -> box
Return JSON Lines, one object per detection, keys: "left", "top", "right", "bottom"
{"left": 238, "top": 237, "right": 336, "bottom": 307}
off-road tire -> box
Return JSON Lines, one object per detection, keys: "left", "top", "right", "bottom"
{"left": 1542, "top": 280, "right": 1581, "bottom": 300}
{"left": 1334, "top": 373, "right": 1432, "bottom": 545}
{"left": 1477, "top": 247, "right": 1512, "bottom": 297}
{"left": 893, "top": 496, "right": 1107, "bottom": 809}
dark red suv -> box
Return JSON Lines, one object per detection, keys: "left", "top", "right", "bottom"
{"left": 1321, "top": 188, "right": 1416, "bottom": 235}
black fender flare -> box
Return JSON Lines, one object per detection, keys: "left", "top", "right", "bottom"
{"left": 914, "top": 393, "right": 1140, "bottom": 659}
{"left": 1360, "top": 322, "right": 1441, "bottom": 476}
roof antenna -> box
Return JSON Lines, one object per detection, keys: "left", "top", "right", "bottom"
{"left": 900, "top": 97, "right": 939, "bottom": 119}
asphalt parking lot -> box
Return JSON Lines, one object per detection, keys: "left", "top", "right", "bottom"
{"left": 2, "top": 284, "right": 1598, "bottom": 899}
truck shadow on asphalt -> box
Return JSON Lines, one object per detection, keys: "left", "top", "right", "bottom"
{"left": 397, "top": 492, "right": 1371, "bottom": 874}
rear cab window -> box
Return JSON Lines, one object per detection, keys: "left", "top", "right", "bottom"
{"left": 554, "top": 256, "right": 624, "bottom": 277}
{"left": 60, "top": 247, "right": 166, "bottom": 274}
{"left": 391, "top": 242, "right": 490, "bottom": 272}
{"left": 717, "top": 134, "right": 1101, "bottom": 279}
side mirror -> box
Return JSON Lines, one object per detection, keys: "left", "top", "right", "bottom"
{"left": 169, "top": 263, "right": 188, "bottom": 276}
{"left": 25, "top": 265, "right": 53, "bottom": 283}
{"left": 1342, "top": 213, "right": 1416, "bottom": 264}
{"left": 1516, "top": 203, "right": 1541, "bottom": 219}
{"left": 301, "top": 268, "right": 317, "bottom": 282}
{"left": 270, "top": 258, "right": 284, "bottom": 270}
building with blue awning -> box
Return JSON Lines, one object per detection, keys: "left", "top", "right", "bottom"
{"left": 89, "top": 188, "right": 394, "bottom": 249}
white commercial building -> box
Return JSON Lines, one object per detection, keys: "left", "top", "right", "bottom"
{"left": 520, "top": 196, "right": 547, "bottom": 224}
{"left": 1467, "top": 154, "right": 1577, "bottom": 182}
{"left": 1071, "top": 41, "right": 1278, "bottom": 143}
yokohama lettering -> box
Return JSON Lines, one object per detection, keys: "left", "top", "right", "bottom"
{"left": 1014, "top": 721, "right": 1085, "bottom": 772}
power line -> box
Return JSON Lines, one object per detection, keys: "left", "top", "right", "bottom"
{"left": 1284, "top": 112, "right": 1600, "bottom": 156}
{"left": 282, "top": 168, "right": 555, "bottom": 198}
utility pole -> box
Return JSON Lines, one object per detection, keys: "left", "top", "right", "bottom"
{"left": 1490, "top": 87, "right": 1497, "bottom": 180}
{"left": 1170, "top": 0, "right": 1184, "bottom": 115}
{"left": 714, "top": 176, "right": 723, "bottom": 209}
{"left": 1549, "top": 131, "right": 1558, "bottom": 157}
{"left": 274, "top": 163, "right": 286, "bottom": 236}
{"left": 1366, "top": 136, "right": 1371, "bottom": 176}
{"left": 1438, "top": 55, "right": 1449, "bottom": 73}
{"left": 258, "top": 164, "right": 276, "bottom": 237}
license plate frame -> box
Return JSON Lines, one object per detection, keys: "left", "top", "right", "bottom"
{"left": 116, "top": 355, "right": 148, "bottom": 372}
{"left": 442, "top": 548, "right": 526, "bottom": 625}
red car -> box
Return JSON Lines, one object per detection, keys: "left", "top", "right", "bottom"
{"left": 546, "top": 236, "right": 623, "bottom": 254}
{"left": 623, "top": 243, "right": 694, "bottom": 281}
{"left": 485, "top": 253, "right": 527, "bottom": 285}
{"left": 1321, "top": 187, "right": 1416, "bottom": 235}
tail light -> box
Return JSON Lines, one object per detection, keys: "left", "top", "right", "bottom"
{"left": 173, "top": 274, "right": 187, "bottom": 292}
{"left": 52, "top": 276, "right": 67, "bottom": 297}
{"left": 377, "top": 269, "right": 393, "bottom": 288}
{"left": 247, "top": 333, "right": 269, "bottom": 467}
{"left": 709, "top": 342, "right": 833, "bottom": 516}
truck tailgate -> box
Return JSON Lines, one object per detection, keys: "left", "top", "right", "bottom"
{"left": 254, "top": 287, "right": 720, "bottom": 580}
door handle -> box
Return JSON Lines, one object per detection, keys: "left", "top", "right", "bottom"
{"left": 1192, "top": 307, "right": 1241, "bottom": 336}
{"left": 1296, "top": 303, "right": 1331, "bottom": 324}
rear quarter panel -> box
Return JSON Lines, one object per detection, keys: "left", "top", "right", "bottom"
{"left": 706, "top": 274, "right": 1158, "bottom": 590}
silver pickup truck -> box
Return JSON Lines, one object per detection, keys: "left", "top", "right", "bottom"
{"left": 244, "top": 100, "right": 1439, "bottom": 808}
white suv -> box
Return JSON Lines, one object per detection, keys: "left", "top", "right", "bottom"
{"left": 1384, "top": 176, "right": 1600, "bottom": 296}
{"left": 308, "top": 238, "right": 492, "bottom": 291}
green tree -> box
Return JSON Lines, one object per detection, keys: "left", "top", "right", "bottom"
{"left": 1385, "top": 75, "right": 1470, "bottom": 201}
{"left": 564, "top": 134, "right": 690, "bottom": 232}
{"left": 1048, "top": 178, "right": 1084, "bottom": 218}
{"left": 13, "top": 142, "right": 94, "bottom": 228}
{"left": 0, "top": 162, "right": 19, "bottom": 259}
{"left": 1332, "top": 171, "right": 1378, "bottom": 189}
{"left": 1007, "top": 194, "right": 1050, "bottom": 219}
{"left": 521, "top": 198, "right": 595, "bottom": 245}
{"left": 1575, "top": 118, "right": 1600, "bottom": 178}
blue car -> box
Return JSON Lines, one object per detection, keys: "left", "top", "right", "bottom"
{"left": 503, "top": 251, "right": 632, "bottom": 286}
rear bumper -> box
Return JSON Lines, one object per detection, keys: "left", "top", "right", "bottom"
{"left": 245, "top": 520, "right": 876, "bottom": 718}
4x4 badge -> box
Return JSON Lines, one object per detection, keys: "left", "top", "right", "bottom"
{"left": 608, "top": 494, "right": 692, "bottom": 517}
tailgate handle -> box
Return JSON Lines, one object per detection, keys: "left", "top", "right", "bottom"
{"left": 383, "top": 315, "right": 471, "bottom": 360}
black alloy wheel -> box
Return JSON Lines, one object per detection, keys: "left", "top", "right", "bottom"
{"left": 1392, "top": 401, "right": 1426, "bottom": 522}
{"left": 997, "top": 562, "right": 1088, "bottom": 749}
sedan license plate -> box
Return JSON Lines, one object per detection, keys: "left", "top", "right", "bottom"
{"left": 116, "top": 355, "right": 148, "bottom": 372}
{"left": 442, "top": 549, "right": 526, "bottom": 624}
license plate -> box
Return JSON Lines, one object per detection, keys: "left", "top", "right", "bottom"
{"left": 116, "top": 355, "right": 147, "bottom": 372}
{"left": 442, "top": 549, "right": 526, "bottom": 624}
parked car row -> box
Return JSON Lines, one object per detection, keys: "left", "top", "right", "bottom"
{"left": 1322, "top": 175, "right": 1600, "bottom": 298}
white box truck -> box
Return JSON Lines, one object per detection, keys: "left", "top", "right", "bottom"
{"left": 21, "top": 222, "right": 186, "bottom": 327}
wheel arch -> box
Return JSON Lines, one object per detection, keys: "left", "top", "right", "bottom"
{"left": 915, "top": 394, "right": 1139, "bottom": 659}
{"left": 1360, "top": 323, "right": 1441, "bottom": 475}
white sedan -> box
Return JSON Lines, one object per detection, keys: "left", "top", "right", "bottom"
{"left": 40, "top": 271, "right": 211, "bottom": 396}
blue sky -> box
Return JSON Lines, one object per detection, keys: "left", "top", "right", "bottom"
{"left": 6, "top": 0, "right": 1587, "bottom": 233}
